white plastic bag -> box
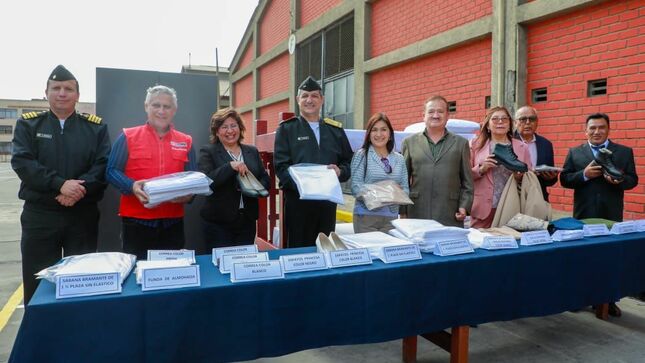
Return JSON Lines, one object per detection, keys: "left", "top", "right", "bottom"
{"left": 288, "top": 164, "right": 344, "bottom": 204}
{"left": 357, "top": 180, "right": 413, "bottom": 210}
{"left": 36, "top": 252, "right": 136, "bottom": 286}
{"left": 143, "top": 171, "right": 213, "bottom": 208}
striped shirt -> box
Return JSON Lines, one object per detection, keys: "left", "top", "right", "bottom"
{"left": 350, "top": 146, "right": 409, "bottom": 217}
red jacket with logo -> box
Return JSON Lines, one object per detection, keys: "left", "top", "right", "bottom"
{"left": 119, "top": 123, "right": 192, "bottom": 219}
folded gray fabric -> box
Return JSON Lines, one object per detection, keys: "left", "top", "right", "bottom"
{"left": 505, "top": 213, "right": 548, "bottom": 231}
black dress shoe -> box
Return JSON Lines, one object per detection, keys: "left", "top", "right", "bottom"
{"left": 493, "top": 143, "right": 528, "bottom": 172}
{"left": 593, "top": 148, "right": 624, "bottom": 181}
{"left": 608, "top": 302, "right": 622, "bottom": 317}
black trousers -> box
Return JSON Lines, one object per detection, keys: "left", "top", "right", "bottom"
{"left": 121, "top": 219, "right": 185, "bottom": 261}
{"left": 284, "top": 189, "right": 336, "bottom": 248}
{"left": 20, "top": 203, "right": 99, "bottom": 305}
{"left": 202, "top": 210, "right": 257, "bottom": 249}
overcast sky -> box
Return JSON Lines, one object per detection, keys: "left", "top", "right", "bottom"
{"left": 1, "top": 0, "right": 258, "bottom": 102}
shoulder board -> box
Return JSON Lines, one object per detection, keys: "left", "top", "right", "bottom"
{"left": 323, "top": 118, "right": 342, "bottom": 128}
{"left": 79, "top": 112, "right": 102, "bottom": 124}
{"left": 279, "top": 116, "right": 298, "bottom": 124}
{"left": 21, "top": 111, "right": 46, "bottom": 120}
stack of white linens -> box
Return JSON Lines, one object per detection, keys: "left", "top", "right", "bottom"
{"left": 336, "top": 231, "right": 415, "bottom": 260}
{"left": 389, "top": 219, "right": 470, "bottom": 252}
{"left": 143, "top": 171, "right": 213, "bottom": 208}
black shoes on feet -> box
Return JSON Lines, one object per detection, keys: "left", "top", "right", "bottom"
{"left": 493, "top": 143, "right": 528, "bottom": 172}
{"left": 592, "top": 148, "right": 624, "bottom": 182}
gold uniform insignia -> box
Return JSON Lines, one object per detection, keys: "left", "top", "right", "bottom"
{"left": 323, "top": 118, "right": 342, "bottom": 128}
{"left": 21, "top": 111, "right": 46, "bottom": 120}
{"left": 80, "top": 113, "right": 102, "bottom": 124}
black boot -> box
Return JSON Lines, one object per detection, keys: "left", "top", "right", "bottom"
{"left": 493, "top": 143, "right": 528, "bottom": 172}
{"left": 593, "top": 148, "right": 624, "bottom": 182}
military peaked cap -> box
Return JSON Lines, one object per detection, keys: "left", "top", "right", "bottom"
{"left": 298, "top": 76, "right": 322, "bottom": 92}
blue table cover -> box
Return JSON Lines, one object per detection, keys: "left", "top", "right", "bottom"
{"left": 10, "top": 232, "right": 645, "bottom": 363}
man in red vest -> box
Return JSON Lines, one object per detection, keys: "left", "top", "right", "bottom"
{"left": 106, "top": 85, "right": 196, "bottom": 260}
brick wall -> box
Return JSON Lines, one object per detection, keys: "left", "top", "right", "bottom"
{"left": 240, "top": 111, "right": 254, "bottom": 143}
{"left": 238, "top": 41, "right": 255, "bottom": 71}
{"left": 258, "top": 99, "right": 291, "bottom": 133}
{"left": 370, "top": 0, "right": 491, "bottom": 57}
{"left": 370, "top": 38, "right": 492, "bottom": 130}
{"left": 300, "top": 0, "right": 341, "bottom": 26}
{"left": 259, "top": 52, "right": 290, "bottom": 99}
{"left": 526, "top": 0, "right": 645, "bottom": 218}
{"left": 232, "top": 74, "right": 253, "bottom": 108}
{"left": 259, "top": 0, "right": 290, "bottom": 55}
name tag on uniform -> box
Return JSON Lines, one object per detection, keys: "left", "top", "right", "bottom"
{"left": 297, "top": 136, "right": 310, "bottom": 141}
{"left": 36, "top": 133, "right": 53, "bottom": 139}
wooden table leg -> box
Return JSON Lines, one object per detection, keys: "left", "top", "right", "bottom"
{"left": 402, "top": 336, "right": 418, "bottom": 363}
{"left": 450, "top": 326, "right": 469, "bottom": 363}
{"left": 595, "top": 303, "right": 609, "bottom": 320}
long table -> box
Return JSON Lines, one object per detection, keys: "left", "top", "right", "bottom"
{"left": 10, "top": 232, "right": 645, "bottom": 363}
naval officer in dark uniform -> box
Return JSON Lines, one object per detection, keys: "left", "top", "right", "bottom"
{"left": 11, "top": 65, "right": 111, "bottom": 304}
{"left": 274, "top": 76, "right": 353, "bottom": 248}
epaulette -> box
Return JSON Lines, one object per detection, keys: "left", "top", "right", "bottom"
{"left": 279, "top": 116, "right": 298, "bottom": 124}
{"left": 21, "top": 111, "right": 46, "bottom": 120}
{"left": 79, "top": 112, "right": 102, "bottom": 124}
{"left": 323, "top": 118, "right": 342, "bottom": 128}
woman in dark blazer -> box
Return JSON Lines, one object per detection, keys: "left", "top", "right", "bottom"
{"left": 198, "top": 108, "right": 270, "bottom": 248}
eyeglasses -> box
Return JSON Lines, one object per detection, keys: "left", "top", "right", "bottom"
{"left": 517, "top": 116, "right": 538, "bottom": 124}
{"left": 490, "top": 116, "right": 510, "bottom": 123}
{"left": 381, "top": 157, "right": 392, "bottom": 174}
{"left": 220, "top": 124, "right": 239, "bottom": 130}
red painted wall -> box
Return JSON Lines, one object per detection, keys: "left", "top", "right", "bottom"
{"left": 370, "top": 38, "right": 492, "bottom": 130}
{"left": 233, "top": 74, "right": 253, "bottom": 108}
{"left": 526, "top": 0, "right": 645, "bottom": 218}
{"left": 371, "top": 0, "right": 491, "bottom": 57}
{"left": 300, "top": 0, "right": 341, "bottom": 26}
{"left": 259, "top": 52, "right": 290, "bottom": 99}
{"left": 237, "top": 41, "right": 254, "bottom": 71}
{"left": 259, "top": 0, "right": 290, "bottom": 55}
{"left": 240, "top": 111, "right": 254, "bottom": 143}
{"left": 258, "top": 99, "right": 291, "bottom": 133}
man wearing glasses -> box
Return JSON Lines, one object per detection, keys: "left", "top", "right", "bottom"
{"left": 514, "top": 105, "right": 557, "bottom": 201}
{"left": 274, "top": 76, "right": 353, "bottom": 248}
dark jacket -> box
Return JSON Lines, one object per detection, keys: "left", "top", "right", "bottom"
{"left": 273, "top": 116, "right": 353, "bottom": 191}
{"left": 11, "top": 110, "right": 111, "bottom": 210}
{"left": 560, "top": 140, "right": 638, "bottom": 221}
{"left": 198, "top": 142, "right": 270, "bottom": 223}
{"left": 514, "top": 132, "right": 556, "bottom": 201}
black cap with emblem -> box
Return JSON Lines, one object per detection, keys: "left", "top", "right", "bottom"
{"left": 298, "top": 76, "right": 322, "bottom": 93}
{"left": 49, "top": 65, "right": 76, "bottom": 82}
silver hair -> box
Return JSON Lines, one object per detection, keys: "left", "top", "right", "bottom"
{"left": 515, "top": 105, "right": 538, "bottom": 119}
{"left": 145, "top": 85, "right": 178, "bottom": 108}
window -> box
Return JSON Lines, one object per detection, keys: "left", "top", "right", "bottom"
{"left": 0, "top": 125, "right": 12, "bottom": 134}
{"left": 485, "top": 96, "right": 491, "bottom": 109}
{"left": 0, "top": 108, "right": 17, "bottom": 119}
{"left": 587, "top": 79, "right": 607, "bottom": 97}
{"left": 531, "top": 88, "right": 547, "bottom": 103}
{"left": 447, "top": 101, "right": 457, "bottom": 113}
{"left": 0, "top": 142, "right": 12, "bottom": 154}
{"left": 296, "top": 17, "right": 355, "bottom": 127}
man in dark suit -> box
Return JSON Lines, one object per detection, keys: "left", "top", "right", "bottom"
{"left": 514, "top": 106, "right": 557, "bottom": 201}
{"left": 274, "top": 76, "right": 353, "bottom": 248}
{"left": 560, "top": 112, "right": 638, "bottom": 317}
